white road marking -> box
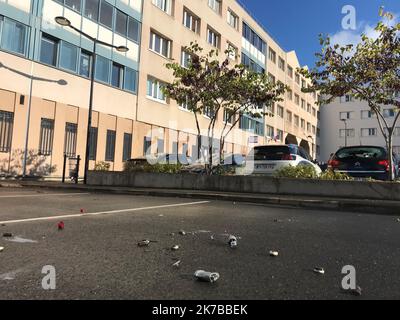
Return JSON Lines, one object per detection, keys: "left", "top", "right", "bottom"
{"left": 0, "top": 192, "right": 90, "bottom": 199}
{"left": 0, "top": 201, "right": 210, "bottom": 225}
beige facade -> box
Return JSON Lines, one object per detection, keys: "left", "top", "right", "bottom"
{"left": 0, "top": 0, "right": 319, "bottom": 178}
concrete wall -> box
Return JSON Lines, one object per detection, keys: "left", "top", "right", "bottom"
{"left": 87, "top": 171, "right": 400, "bottom": 201}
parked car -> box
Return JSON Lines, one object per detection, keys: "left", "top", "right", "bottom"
{"left": 157, "top": 153, "right": 192, "bottom": 165}
{"left": 181, "top": 154, "right": 221, "bottom": 173}
{"left": 222, "top": 153, "right": 245, "bottom": 166}
{"left": 244, "top": 144, "right": 322, "bottom": 176}
{"left": 328, "top": 146, "right": 400, "bottom": 181}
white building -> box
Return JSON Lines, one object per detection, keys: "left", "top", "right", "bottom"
{"left": 319, "top": 95, "right": 400, "bottom": 162}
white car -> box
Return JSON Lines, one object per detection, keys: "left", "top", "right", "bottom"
{"left": 243, "top": 144, "right": 322, "bottom": 176}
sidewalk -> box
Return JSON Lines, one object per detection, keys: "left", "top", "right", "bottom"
{"left": 1, "top": 180, "right": 399, "bottom": 216}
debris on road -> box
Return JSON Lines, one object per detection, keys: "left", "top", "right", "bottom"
{"left": 1, "top": 224, "right": 6, "bottom": 227}
{"left": 172, "top": 260, "right": 181, "bottom": 268}
{"left": 0, "top": 246, "right": 4, "bottom": 252}
{"left": 5, "top": 236, "right": 38, "bottom": 244}
{"left": 171, "top": 245, "right": 180, "bottom": 251}
{"left": 58, "top": 221, "right": 65, "bottom": 230}
{"left": 2, "top": 233, "right": 12, "bottom": 238}
{"left": 313, "top": 267, "right": 325, "bottom": 275}
{"left": 80, "top": 208, "right": 85, "bottom": 213}
{"left": 228, "top": 235, "right": 238, "bottom": 248}
{"left": 350, "top": 286, "right": 362, "bottom": 296}
{"left": 179, "top": 230, "right": 186, "bottom": 236}
{"left": 137, "top": 240, "right": 151, "bottom": 247}
{"left": 269, "top": 250, "right": 279, "bottom": 257}
{"left": 194, "top": 270, "right": 220, "bottom": 283}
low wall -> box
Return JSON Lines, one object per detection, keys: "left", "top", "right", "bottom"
{"left": 87, "top": 171, "right": 400, "bottom": 201}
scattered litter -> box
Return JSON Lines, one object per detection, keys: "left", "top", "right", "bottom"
{"left": 58, "top": 221, "right": 65, "bottom": 230}
{"left": 179, "top": 230, "right": 186, "bottom": 236}
{"left": 210, "top": 235, "right": 214, "bottom": 240}
{"left": 171, "top": 245, "right": 180, "bottom": 251}
{"left": 228, "top": 235, "right": 238, "bottom": 248}
{"left": 80, "top": 208, "right": 85, "bottom": 213}
{"left": 2, "top": 233, "right": 12, "bottom": 238}
{"left": 193, "top": 230, "right": 211, "bottom": 234}
{"left": 313, "top": 267, "right": 325, "bottom": 275}
{"left": 5, "top": 236, "right": 38, "bottom": 244}
{"left": 172, "top": 260, "right": 181, "bottom": 268}
{"left": 0, "top": 247, "right": 4, "bottom": 252}
{"left": 397, "top": 218, "right": 400, "bottom": 222}
{"left": 350, "top": 286, "right": 362, "bottom": 296}
{"left": 138, "top": 240, "right": 151, "bottom": 247}
{"left": 159, "top": 214, "right": 164, "bottom": 217}
{"left": 194, "top": 270, "right": 220, "bottom": 283}
{"left": 269, "top": 250, "right": 279, "bottom": 257}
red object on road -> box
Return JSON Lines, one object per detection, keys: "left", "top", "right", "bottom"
{"left": 58, "top": 221, "right": 65, "bottom": 230}
{"left": 80, "top": 208, "right": 85, "bottom": 213}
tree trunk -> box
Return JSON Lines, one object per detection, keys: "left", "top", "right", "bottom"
{"left": 387, "top": 132, "right": 395, "bottom": 181}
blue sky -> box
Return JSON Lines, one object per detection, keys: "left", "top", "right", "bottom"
{"left": 239, "top": 0, "right": 400, "bottom": 68}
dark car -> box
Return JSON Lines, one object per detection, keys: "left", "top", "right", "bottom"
{"left": 328, "top": 146, "right": 399, "bottom": 181}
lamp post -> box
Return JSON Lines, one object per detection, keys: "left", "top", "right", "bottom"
{"left": 307, "top": 135, "right": 314, "bottom": 159}
{"left": 55, "top": 17, "right": 128, "bottom": 184}
{"left": 341, "top": 119, "right": 348, "bottom": 147}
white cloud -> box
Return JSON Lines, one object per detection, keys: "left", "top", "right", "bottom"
{"left": 330, "top": 15, "right": 398, "bottom": 47}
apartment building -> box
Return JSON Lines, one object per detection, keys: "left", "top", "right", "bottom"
{"left": 0, "top": 0, "right": 319, "bottom": 178}
{"left": 319, "top": 95, "right": 400, "bottom": 162}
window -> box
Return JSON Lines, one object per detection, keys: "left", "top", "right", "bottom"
{"left": 294, "top": 115, "right": 299, "bottom": 127}
{"left": 143, "top": 136, "right": 151, "bottom": 155}
{"left": 207, "top": 27, "right": 220, "bottom": 48}
{"left": 64, "top": 123, "right": 78, "bottom": 157}
{"left": 115, "top": 10, "right": 127, "bottom": 37}
{"left": 243, "top": 23, "right": 266, "bottom": 53}
{"left": 277, "top": 105, "right": 284, "bottom": 118}
{"left": 268, "top": 73, "right": 276, "bottom": 84}
{"left": 60, "top": 41, "right": 78, "bottom": 72}
{"left": 295, "top": 73, "right": 300, "bottom": 85}
{"left": 124, "top": 68, "right": 137, "bottom": 93}
{"left": 268, "top": 48, "right": 276, "bottom": 63}
{"left": 223, "top": 109, "right": 234, "bottom": 124}
{"left": 383, "top": 109, "right": 395, "bottom": 118}
{"left": 227, "top": 9, "right": 238, "bottom": 29}
{"left": 79, "top": 50, "right": 92, "bottom": 77}
{"left": 312, "top": 125, "right": 316, "bottom": 134}
{"left": 157, "top": 139, "right": 164, "bottom": 154}
{"left": 39, "top": 118, "right": 54, "bottom": 156}
{"left": 294, "top": 94, "right": 300, "bottom": 106}
{"left": 278, "top": 57, "right": 285, "bottom": 71}
{"left": 128, "top": 17, "right": 140, "bottom": 42}
{"left": 339, "top": 129, "right": 355, "bottom": 137}
{"left": 65, "top": 0, "right": 81, "bottom": 12}
{"left": 111, "top": 62, "right": 124, "bottom": 88}
{"left": 307, "top": 103, "right": 311, "bottom": 113}
{"left": 394, "top": 128, "right": 400, "bottom": 136}
{"left": 227, "top": 42, "right": 237, "bottom": 60}
{"left": 312, "top": 107, "right": 316, "bottom": 117}
{"left": 307, "top": 122, "right": 311, "bottom": 132}
{"left": 0, "top": 110, "right": 13, "bottom": 153}
{"left": 267, "top": 103, "right": 274, "bottom": 114}
{"left": 301, "top": 99, "right": 305, "bottom": 109}
{"left": 122, "top": 133, "right": 132, "bottom": 161}
{"left": 340, "top": 111, "right": 354, "bottom": 120}
{"left": 361, "top": 110, "right": 375, "bottom": 119}
{"left": 89, "top": 127, "right": 98, "bottom": 160}
{"left": 301, "top": 119, "right": 305, "bottom": 129}
{"left": 95, "top": 55, "right": 110, "bottom": 83}
{"left": 183, "top": 8, "right": 200, "bottom": 34}
{"left": 287, "top": 89, "right": 293, "bottom": 101}
{"left": 150, "top": 31, "right": 171, "bottom": 58}
{"left": 99, "top": 0, "right": 113, "bottom": 29}
{"left": 181, "top": 50, "right": 191, "bottom": 68}
{"left": 276, "top": 129, "right": 283, "bottom": 142}
{"left": 147, "top": 77, "right": 166, "bottom": 102}
{"left": 105, "top": 130, "right": 116, "bottom": 162}
{"left": 152, "top": 0, "right": 173, "bottom": 15}
{"left": 241, "top": 53, "right": 265, "bottom": 74}
{"left": 266, "top": 125, "right": 274, "bottom": 138}
{"left": 361, "top": 128, "right": 377, "bottom": 137}
{"left": 84, "top": 0, "right": 99, "bottom": 21}
{"left": 208, "top": 0, "right": 222, "bottom": 14}
{"left": 287, "top": 65, "right": 293, "bottom": 78}
{"left": 286, "top": 111, "right": 292, "bottom": 123}
{"left": 40, "top": 34, "right": 58, "bottom": 66}
{"left": 301, "top": 79, "right": 306, "bottom": 89}
{"left": 0, "top": 17, "right": 28, "bottom": 56}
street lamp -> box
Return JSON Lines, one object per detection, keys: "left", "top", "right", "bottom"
{"left": 341, "top": 119, "right": 348, "bottom": 147}
{"left": 55, "top": 17, "right": 128, "bottom": 184}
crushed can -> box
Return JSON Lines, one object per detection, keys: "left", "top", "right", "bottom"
{"left": 228, "top": 235, "right": 238, "bottom": 248}
{"left": 58, "top": 221, "right": 65, "bottom": 230}
{"left": 138, "top": 240, "right": 150, "bottom": 247}
{"left": 0, "top": 246, "right": 4, "bottom": 252}
{"left": 194, "top": 270, "right": 220, "bottom": 283}
{"left": 171, "top": 245, "right": 180, "bottom": 251}
{"left": 269, "top": 250, "right": 279, "bottom": 257}
{"left": 313, "top": 267, "right": 325, "bottom": 275}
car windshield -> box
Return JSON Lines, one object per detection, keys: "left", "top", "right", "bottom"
{"left": 336, "top": 147, "right": 386, "bottom": 160}
{"left": 252, "top": 146, "right": 295, "bottom": 161}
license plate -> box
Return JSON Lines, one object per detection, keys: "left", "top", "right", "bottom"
{"left": 256, "top": 164, "right": 276, "bottom": 170}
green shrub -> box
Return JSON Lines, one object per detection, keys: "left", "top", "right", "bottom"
{"left": 94, "top": 161, "right": 110, "bottom": 171}
{"left": 319, "top": 170, "right": 354, "bottom": 181}
{"left": 124, "top": 161, "right": 182, "bottom": 174}
{"left": 274, "top": 165, "right": 318, "bottom": 179}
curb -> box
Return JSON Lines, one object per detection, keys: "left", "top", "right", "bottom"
{"left": 12, "top": 182, "right": 400, "bottom": 216}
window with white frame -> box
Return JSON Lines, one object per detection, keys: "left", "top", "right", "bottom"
{"left": 294, "top": 94, "right": 300, "bottom": 106}
{"left": 268, "top": 48, "right": 276, "bottom": 63}
{"left": 340, "top": 111, "right": 354, "bottom": 120}
{"left": 183, "top": 8, "right": 200, "bottom": 34}
{"left": 149, "top": 31, "right": 171, "bottom": 58}
{"left": 227, "top": 9, "right": 238, "bottom": 29}
{"left": 278, "top": 57, "right": 285, "bottom": 71}
{"left": 181, "top": 49, "right": 191, "bottom": 68}
{"left": 223, "top": 109, "right": 234, "bottom": 124}
{"left": 207, "top": 27, "right": 220, "bottom": 48}
{"left": 339, "top": 129, "right": 355, "bottom": 137}
{"left": 152, "top": 0, "right": 173, "bottom": 15}
{"left": 361, "top": 128, "right": 377, "bottom": 137}
{"left": 287, "top": 65, "right": 293, "bottom": 78}
{"left": 361, "top": 110, "right": 375, "bottom": 119}
{"left": 208, "top": 0, "right": 222, "bottom": 14}
{"left": 266, "top": 125, "right": 274, "bottom": 138}
{"left": 383, "top": 109, "right": 395, "bottom": 118}
{"left": 277, "top": 105, "right": 284, "bottom": 118}
{"left": 147, "top": 77, "right": 167, "bottom": 102}
{"left": 226, "top": 42, "right": 237, "bottom": 60}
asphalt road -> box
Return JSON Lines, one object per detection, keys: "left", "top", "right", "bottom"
{"left": 0, "top": 187, "right": 399, "bottom": 300}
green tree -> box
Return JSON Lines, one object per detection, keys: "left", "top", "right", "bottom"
{"left": 164, "top": 43, "right": 285, "bottom": 174}
{"left": 300, "top": 15, "right": 400, "bottom": 181}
